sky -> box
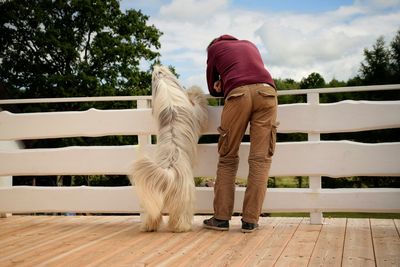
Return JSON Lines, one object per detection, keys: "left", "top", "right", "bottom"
{"left": 120, "top": 0, "right": 400, "bottom": 92}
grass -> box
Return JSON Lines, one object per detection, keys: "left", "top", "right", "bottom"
{"left": 195, "top": 176, "right": 310, "bottom": 188}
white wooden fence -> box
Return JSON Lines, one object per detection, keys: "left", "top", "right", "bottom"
{"left": 1, "top": 84, "right": 400, "bottom": 224}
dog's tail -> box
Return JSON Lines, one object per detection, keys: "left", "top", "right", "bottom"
{"left": 129, "top": 157, "right": 175, "bottom": 219}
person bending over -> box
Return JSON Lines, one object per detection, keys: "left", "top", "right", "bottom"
{"left": 203, "top": 34, "right": 278, "bottom": 233}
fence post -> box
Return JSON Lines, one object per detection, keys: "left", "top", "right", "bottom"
{"left": 0, "top": 175, "right": 12, "bottom": 218}
{"left": 137, "top": 98, "right": 152, "bottom": 150}
{"left": 307, "top": 92, "right": 323, "bottom": 224}
{"left": 0, "top": 140, "right": 22, "bottom": 218}
{"left": 136, "top": 98, "right": 151, "bottom": 221}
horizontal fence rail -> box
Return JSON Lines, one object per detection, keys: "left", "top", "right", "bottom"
{"left": 0, "top": 187, "right": 398, "bottom": 214}
{"left": 1, "top": 84, "right": 400, "bottom": 221}
{"left": 0, "top": 142, "right": 399, "bottom": 177}
{"left": 0, "top": 84, "right": 399, "bottom": 105}
{"left": 1, "top": 100, "right": 400, "bottom": 140}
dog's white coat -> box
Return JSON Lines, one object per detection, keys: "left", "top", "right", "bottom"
{"left": 129, "top": 65, "right": 208, "bottom": 232}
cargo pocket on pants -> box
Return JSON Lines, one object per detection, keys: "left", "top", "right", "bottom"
{"left": 268, "top": 122, "right": 279, "bottom": 157}
{"left": 217, "top": 126, "right": 229, "bottom": 156}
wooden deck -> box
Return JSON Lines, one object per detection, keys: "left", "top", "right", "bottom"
{"left": 0, "top": 216, "right": 399, "bottom": 266}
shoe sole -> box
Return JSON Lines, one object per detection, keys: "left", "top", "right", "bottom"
{"left": 241, "top": 227, "right": 258, "bottom": 233}
{"left": 203, "top": 224, "right": 229, "bottom": 231}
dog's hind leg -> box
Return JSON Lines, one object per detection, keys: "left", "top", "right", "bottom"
{"left": 141, "top": 213, "right": 163, "bottom": 232}
{"left": 130, "top": 157, "right": 171, "bottom": 232}
{"left": 166, "top": 176, "right": 194, "bottom": 232}
{"left": 138, "top": 190, "right": 164, "bottom": 232}
{"left": 167, "top": 203, "right": 193, "bottom": 233}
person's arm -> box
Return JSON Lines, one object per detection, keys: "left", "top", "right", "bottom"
{"left": 206, "top": 52, "right": 223, "bottom": 97}
{"left": 213, "top": 80, "right": 222, "bottom": 93}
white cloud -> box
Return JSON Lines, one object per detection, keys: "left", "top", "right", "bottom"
{"left": 136, "top": 0, "right": 400, "bottom": 90}
{"left": 257, "top": 7, "right": 400, "bottom": 80}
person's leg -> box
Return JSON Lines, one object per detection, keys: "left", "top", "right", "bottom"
{"left": 242, "top": 85, "right": 278, "bottom": 224}
{"left": 213, "top": 86, "right": 252, "bottom": 220}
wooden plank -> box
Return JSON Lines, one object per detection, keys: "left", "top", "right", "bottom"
{"left": 370, "top": 219, "right": 400, "bottom": 266}
{"left": 237, "top": 217, "right": 303, "bottom": 266}
{"left": 87, "top": 217, "right": 187, "bottom": 266}
{"left": 0, "top": 216, "right": 135, "bottom": 266}
{"left": 0, "top": 145, "right": 142, "bottom": 176}
{"left": 0, "top": 109, "right": 155, "bottom": 140}
{"left": 0, "top": 216, "right": 58, "bottom": 246}
{"left": 278, "top": 100, "right": 400, "bottom": 133}
{"left": 0, "top": 95, "right": 151, "bottom": 105}
{"left": 276, "top": 84, "right": 400, "bottom": 95}
{"left": 1, "top": 141, "right": 400, "bottom": 178}
{"left": 215, "top": 217, "right": 280, "bottom": 266}
{"left": 1, "top": 216, "right": 399, "bottom": 266}
{"left": 191, "top": 222, "right": 247, "bottom": 267}
{"left": 342, "top": 218, "right": 375, "bottom": 267}
{"left": 1, "top": 186, "right": 399, "bottom": 214}
{"left": 0, "top": 216, "right": 105, "bottom": 263}
{"left": 0, "top": 216, "right": 42, "bottom": 236}
{"left": 269, "top": 141, "right": 400, "bottom": 178}
{"left": 94, "top": 218, "right": 212, "bottom": 266}
{"left": 188, "top": 217, "right": 278, "bottom": 266}
{"left": 1, "top": 101, "right": 399, "bottom": 140}
{"left": 163, "top": 216, "right": 239, "bottom": 266}
{"left": 144, "top": 230, "right": 211, "bottom": 266}
{"left": 395, "top": 219, "right": 400, "bottom": 234}
{"left": 0, "top": 186, "right": 142, "bottom": 214}
{"left": 274, "top": 218, "right": 322, "bottom": 266}
{"left": 0, "top": 216, "right": 55, "bottom": 241}
{"left": 308, "top": 218, "right": 347, "bottom": 267}
{"left": 0, "top": 216, "right": 105, "bottom": 259}
{"left": 38, "top": 218, "right": 149, "bottom": 266}
{"left": 0, "top": 84, "right": 398, "bottom": 105}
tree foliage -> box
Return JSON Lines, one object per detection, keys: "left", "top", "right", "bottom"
{"left": 390, "top": 29, "right": 400, "bottom": 83}
{"left": 0, "top": 0, "right": 162, "bottom": 101}
{"left": 0, "top": 0, "right": 163, "bottom": 186}
{"left": 359, "top": 37, "right": 391, "bottom": 85}
{"left": 359, "top": 30, "right": 400, "bottom": 85}
{"left": 299, "top": 72, "right": 326, "bottom": 89}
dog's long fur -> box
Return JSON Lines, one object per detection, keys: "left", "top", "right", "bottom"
{"left": 129, "top": 65, "right": 208, "bottom": 232}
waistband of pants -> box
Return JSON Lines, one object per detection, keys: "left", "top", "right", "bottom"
{"left": 234, "top": 83, "right": 274, "bottom": 90}
{"left": 229, "top": 83, "right": 275, "bottom": 95}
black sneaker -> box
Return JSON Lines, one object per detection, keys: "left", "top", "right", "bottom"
{"left": 241, "top": 219, "right": 259, "bottom": 233}
{"left": 203, "top": 217, "right": 229, "bottom": 231}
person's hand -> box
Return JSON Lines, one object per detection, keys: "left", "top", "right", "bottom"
{"left": 214, "top": 80, "right": 222, "bottom": 93}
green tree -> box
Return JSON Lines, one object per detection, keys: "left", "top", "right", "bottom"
{"left": 319, "top": 78, "right": 347, "bottom": 103}
{"left": 274, "top": 78, "right": 300, "bottom": 90}
{"left": 274, "top": 78, "right": 304, "bottom": 104}
{"left": 0, "top": 0, "right": 162, "bottom": 103}
{"left": 390, "top": 29, "right": 400, "bottom": 83}
{"left": 299, "top": 72, "right": 325, "bottom": 89}
{"left": 359, "top": 36, "right": 391, "bottom": 85}
{"left": 327, "top": 78, "right": 346, "bottom": 88}
{"left": 0, "top": 0, "right": 163, "bottom": 186}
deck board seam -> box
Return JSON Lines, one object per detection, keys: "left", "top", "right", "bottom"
{"left": 369, "top": 219, "right": 378, "bottom": 267}
{"left": 306, "top": 217, "right": 324, "bottom": 267}
{"left": 272, "top": 217, "right": 304, "bottom": 266}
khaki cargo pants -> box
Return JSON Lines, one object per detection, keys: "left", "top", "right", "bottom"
{"left": 214, "top": 83, "right": 278, "bottom": 224}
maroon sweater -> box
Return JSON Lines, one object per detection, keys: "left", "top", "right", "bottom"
{"left": 206, "top": 35, "right": 275, "bottom": 98}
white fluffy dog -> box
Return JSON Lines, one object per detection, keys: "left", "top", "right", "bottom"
{"left": 129, "top": 65, "right": 208, "bottom": 232}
